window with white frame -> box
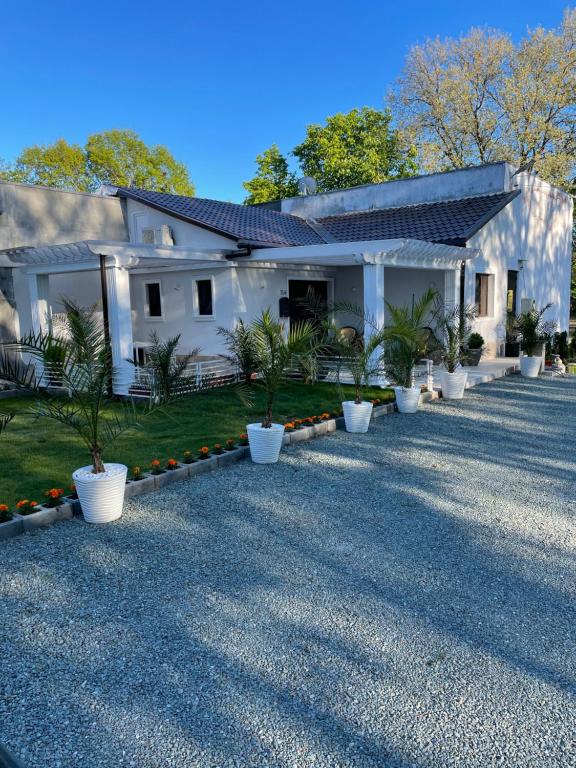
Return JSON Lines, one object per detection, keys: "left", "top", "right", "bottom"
{"left": 474, "top": 273, "right": 494, "bottom": 317}
{"left": 145, "top": 282, "right": 163, "bottom": 318}
{"left": 195, "top": 278, "right": 213, "bottom": 317}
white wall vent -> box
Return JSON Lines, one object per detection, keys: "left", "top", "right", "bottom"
{"left": 141, "top": 225, "right": 175, "bottom": 246}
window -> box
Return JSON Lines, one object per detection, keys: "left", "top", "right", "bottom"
{"left": 195, "top": 279, "right": 213, "bottom": 316}
{"left": 145, "top": 282, "right": 162, "bottom": 318}
{"left": 475, "top": 273, "right": 493, "bottom": 317}
{"left": 507, "top": 270, "right": 518, "bottom": 314}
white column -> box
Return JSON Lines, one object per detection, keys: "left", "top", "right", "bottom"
{"left": 28, "top": 273, "right": 51, "bottom": 335}
{"left": 444, "top": 268, "right": 459, "bottom": 310}
{"left": 105, "top": 264, "right": 134, "bottom": 396}
{"left": 27, "top": 273, "right": 51, "bottom": 384}
{"left": 363, "top": 259, "right": 387, "bottom": 387}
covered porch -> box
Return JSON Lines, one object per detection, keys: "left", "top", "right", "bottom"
{"left": 5, "top": 240, "right": 238, "bottom": 395}
{"left": 242, "top": 237, "right": 480, "bottom": 342}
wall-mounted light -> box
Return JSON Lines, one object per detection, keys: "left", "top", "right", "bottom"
{"left": 518, "top": 259, "right": 527, "bottom": 270}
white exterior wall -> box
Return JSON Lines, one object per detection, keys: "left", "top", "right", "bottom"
{"left": 280, "top": 163, "right": 516, "bottom": 218}
{"left": 126, "top": 199, "right": 236, "bottom": 249}
{"left": 467, "top": 179, "right": 573, "bottom": 354}
{"left": 128, "top": 263, "right": 342, "bottom": 356}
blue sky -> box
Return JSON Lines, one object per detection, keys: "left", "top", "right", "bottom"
{"left": 0, "top": 1, "right": 571, "bottom": 201}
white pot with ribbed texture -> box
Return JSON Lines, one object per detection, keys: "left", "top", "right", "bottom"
{"left": 72, "top": 463, "right": 127, "bottom": 524}
{"left": 342, "top": 401, "right": 373, "bottom": 433}
{"left": 394, "top": 386, "right": 421, "bottom": 413}
{"left": 440, "top": 371, "right": 468, "bottom": 400}
{"left": 247, "top": 423, "right": 285, "bottom": 464}
{"left": 520, "top": 355, "right": 541, "bottom": 378}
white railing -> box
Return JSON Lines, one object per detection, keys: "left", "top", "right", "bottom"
{"left": 287, "top": 354, "right": 435, "bottom": 390}
{"left": 131, "top": 356, "right": 238, "bottom": 397}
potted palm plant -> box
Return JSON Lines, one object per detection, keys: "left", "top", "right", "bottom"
{"left": 434, "top": 302, "right": 476, "bottom": 400}
{"left": 245, "top": 309, "right": 317, "bottom": 463}
{"left": 514, "top": 303, "right": 555, "bottom": 377}
{"left": 1, "top": 300, "right": 163, "bottom": 524}
{"left": 384, "top": 289, "right": 437, "bottom": 413}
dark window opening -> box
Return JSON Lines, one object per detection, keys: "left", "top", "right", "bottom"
{"left": 196, "top": 279, "right": 213, "bottom": 316}
{"left": 146, "top": 283, "right": 162, "bottom": 317}
{"left": 507, "top": 270, "right": 518, "bottom": 315}
{"left": 475, "top": 274, "right": 491, "bottom": 317}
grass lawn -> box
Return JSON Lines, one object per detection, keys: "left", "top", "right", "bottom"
{"left": 0, "top": 382, "right": 393, "bottom": 505}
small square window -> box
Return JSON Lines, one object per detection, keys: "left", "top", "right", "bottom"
{"left": 196, "top": 279, "right": 213, "bottom": 316}
{"left": 146, "top": 282, "right": 162, "bottom": 318}
{"left": 474, "top": 274, "right": 492, "bottom": 317}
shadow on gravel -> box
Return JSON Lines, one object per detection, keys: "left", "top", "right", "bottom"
{"left": 1, "top": 377, "right": 575, "bottom": 767}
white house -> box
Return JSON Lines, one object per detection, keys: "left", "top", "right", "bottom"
{"left": 0, "top": 162, "right": 572, "bottom": 394}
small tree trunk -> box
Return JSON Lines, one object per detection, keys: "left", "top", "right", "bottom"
{"left": 355, "top": 383, "right": 362, "bottom": 405}
{"left": 91, "top": 449, "right": 105, "bottom": 474}
{"left": 262, "top": 393, "right": 274, "bottom": 428}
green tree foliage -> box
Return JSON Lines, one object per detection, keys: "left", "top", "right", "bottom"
{"left": 1, "top": 130, "right": 194, "bottom": 195}
{"left": 242, "top": 145, "right": 298, "bottom": 204}
{"left": 392, "top": 10, "right": 576, "bottom": 189}
{"left": 6, "top": 139, "right": 90, "bottom": 191}
{"left": 293, "top": 108, "right": 418, "bottom": 192}
{"left": 243, "top": 108, "right": 417, "bottom": 203}
{"left": 85, "top": 130, "right": 194, "bottom": 193}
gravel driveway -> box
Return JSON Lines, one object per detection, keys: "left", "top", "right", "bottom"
{"left": 1, "top": 376, "right": 575, "bottom": 768}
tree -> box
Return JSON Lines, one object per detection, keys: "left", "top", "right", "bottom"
{"left": 242, "top": 145, "right": 298, "bottom": 204}
{"left": 243, "top": 108, "right": 417, "bottom": 203}
{"left": 293, "top": 107, "right": 418, "bottom": 192}
{"left": 86, "top": 130, "right": 194, "bottom": 194}
{"left": 1, "top": 130, "right": 195, "bottom": 195}
{"left": 6, "top": 139, "right": 90, "bottom": 191}
{"left": 392, "top": 10, "right": 576, "bottom": 188}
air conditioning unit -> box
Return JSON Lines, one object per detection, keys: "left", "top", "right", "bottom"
{"left": 141, "top": 225, "right": 175, "bottom": 246}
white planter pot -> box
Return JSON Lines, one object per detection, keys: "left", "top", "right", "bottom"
{"left": 394, "top": 386, "right": 421, "bottom": 413}
{"left": 72, "top": 463, "right": 127, "bottom": 524}
{"left": 247, "top": 423, "right": 285, "bottom": 464}
{"left": 520, "top": 355, "right": 541, "bottom": 378}
{"left": 342, "top": 401, "right": 373, "bottom": 433}
{"left": 440, "top": 370, "right": 468, "bottom": 400}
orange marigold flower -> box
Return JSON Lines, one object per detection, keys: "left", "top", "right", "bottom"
{"left": 200, "top": 446, "right": 209, "bottom": 454}
{"left": 321, "top": 412, "right": 330, "bottom": 419}
{"left": 31, "top": 502, "right": 38, "bottom": 507}
{"left": 0, "top": 504, "right": 8, "bottom": 512}
{"left": 239, "top": 433, "right": 247, "bottom": 440}
{"left": 226, "top": 438, "right": 235, "bottom": 447}
{"left": 167, "top": 458, "right": 178, "bottom": 468}
{"left": 214, "top": 443, "right": 222, "bottom": 449}
{"left": 16, "top": 500, "right": 28, "bottom": 508}
{"left": 150, "top": 459, "right": 161, "bottom": 467}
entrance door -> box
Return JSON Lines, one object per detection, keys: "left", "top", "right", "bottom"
{"left": 288, "top": 280, "right": 328, "bottom": 329}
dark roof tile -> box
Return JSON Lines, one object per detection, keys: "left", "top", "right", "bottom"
{"left": 116, "top": 187, "right": 324, "bottom": 247}
{"left": 318, "top": 191, "right": 519, "bottom": 246}
{"left": 115, "top": 187, "right": 519, "bottom": 248}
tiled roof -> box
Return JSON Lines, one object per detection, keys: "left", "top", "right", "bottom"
{"left": 318, "top": 191, "right": 520, "bottom": 246}
{"left": 116, "top": 188, "right": 324, "bottom": 247}
{"left": 116, "top": 187, "right": 519, "bottom": 248}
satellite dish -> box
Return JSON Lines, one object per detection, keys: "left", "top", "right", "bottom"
{"left": 297, "top": 176, "right": 317, "bottom": 195}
